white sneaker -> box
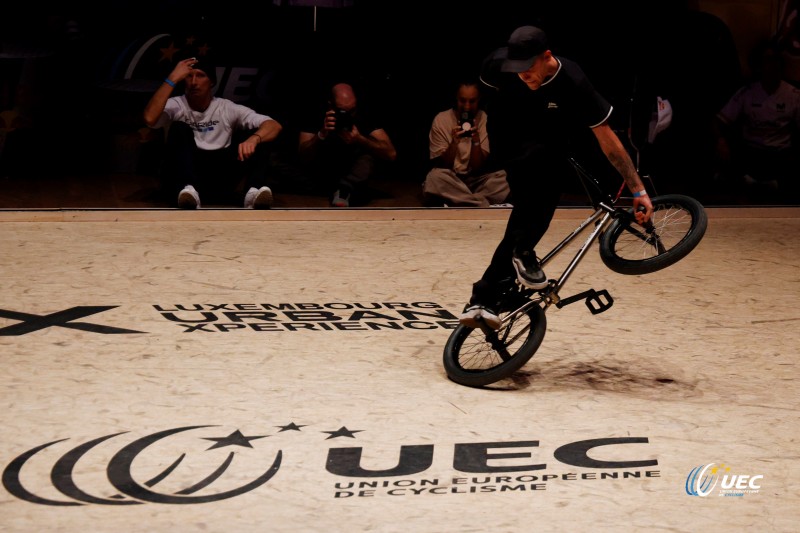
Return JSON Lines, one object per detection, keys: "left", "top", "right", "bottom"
{"left": 331, "top": 189, "right": 350, "bottom": 207}
{"left": 244, "top": 186, "right": 273, "bottom": 209}
{"left": 178, "top": 185, "right": 200, "bottom": 209}
{"left": 458, "top": 305, "right": 501, "bottom": 330}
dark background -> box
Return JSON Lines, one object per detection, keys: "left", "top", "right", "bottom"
{"left": 2, "top": 0, "right": 782, "bottom": 204}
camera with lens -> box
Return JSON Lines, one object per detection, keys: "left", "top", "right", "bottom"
{"left": 334, "top": 108, "right": 353, "bottom": 132}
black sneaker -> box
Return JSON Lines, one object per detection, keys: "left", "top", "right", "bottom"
{"left": 512, "top": 249, "right": 548, "bottom": 290}
{"left": 458, "top": 305, "right": 501, "bottom": 330}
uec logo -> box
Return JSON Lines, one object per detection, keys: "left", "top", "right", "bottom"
{"left": 685, "top": 463, "right": 719, "bottom": 496}
{"left": 685, "top": 463, "right": 763, "bottom": 497}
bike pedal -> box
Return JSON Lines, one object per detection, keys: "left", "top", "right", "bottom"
{"left": 585, "top": 289, "right": 613, "bottom": 314}
{"left": 555, "top": 288, "right": 614, "bottom": 314}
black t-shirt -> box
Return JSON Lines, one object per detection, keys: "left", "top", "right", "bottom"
{"left": 298, "top": 102, "right": 383, "bottom": 141}
{"left": 296, "top": 96, "right": 386, "bottom": 175}
{"left": 480, "top": 51, "right": 612, "bottom": 165}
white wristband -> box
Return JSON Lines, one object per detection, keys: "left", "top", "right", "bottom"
{"left": 632, "top": 190, "right": 648, "bottom": 198}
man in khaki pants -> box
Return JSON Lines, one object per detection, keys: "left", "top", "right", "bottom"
{"left": 422, "top": 80, "right": 510, "bottom": 207}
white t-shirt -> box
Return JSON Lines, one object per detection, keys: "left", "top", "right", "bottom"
{"left": 717, "top": 80, "right": 800, "bottom": 150}
{"left": 154, "top": 96, "right": 273, "bottom": 151}
{"left": 429, "top": 109, "right": 489, "bottom": 175}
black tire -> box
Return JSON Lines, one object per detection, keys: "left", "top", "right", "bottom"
{"left": 599, "top": 194, "right": 707, "bottom": 275}
{"left": 443, "top": 305, "right": 547, "bottom": 388}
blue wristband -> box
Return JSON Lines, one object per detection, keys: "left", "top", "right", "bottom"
{"left": 163, "top": 78, "right": 176, "bottom": 88}
{"left": 632, "top": 190, "right": 648, "bottom": 198}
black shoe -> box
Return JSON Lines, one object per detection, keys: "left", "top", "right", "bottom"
{"left": 512, "top": 249, "right": 548, "bottom": 290}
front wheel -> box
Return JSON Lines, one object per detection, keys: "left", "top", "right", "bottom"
{"left": 443, "top": 305, "right": 547, "bottom": 388}
{"left": 599, "top": 194, "right": 707, "bottom": 275}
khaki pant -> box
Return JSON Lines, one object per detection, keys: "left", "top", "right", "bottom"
{"left": 422, "top": 168, "right": 510, "bottom": 207}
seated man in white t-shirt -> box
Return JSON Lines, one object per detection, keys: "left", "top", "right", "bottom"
{"left": 143, "top": 56, "right": 283, "bottom": 209}
{"left": 422, "top": 80, "right": 509, "bottom": 207}
{"left": 714, "top": 41, "right": 800, "bottom": 198}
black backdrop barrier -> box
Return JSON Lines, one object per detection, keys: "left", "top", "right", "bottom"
{"left": 272, "top": 0, "right": 355, "bottom": 32}
{"left": 2, "top": 0, "right": 797, "bottom": 205}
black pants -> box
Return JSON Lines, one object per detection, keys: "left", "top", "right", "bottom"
{"left": 161, "top": 123, "right": 269, "bottom": 205}
{"left": 470, "top": 146, "right": 569, "bottom": 306}
{"left": 738, "top": 145, "right": 798, "bottom": 194}
{"left": 301, "top": 140, "right": 377, "bottom": 197}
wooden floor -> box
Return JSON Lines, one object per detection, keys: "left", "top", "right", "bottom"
{"left": 1, "top": 207, "right": 799, "bottom": 532}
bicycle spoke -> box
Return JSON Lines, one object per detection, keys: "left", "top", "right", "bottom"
{"left": 457, "top": 312, "right": 532, "bottom": 370}
{"left": 599, "top": 193, "right": 707, "bottom": 276}
{"left": 613, "top": 203, "right": 693, "bottom": 260}
{"left": 493, "top": 317, "right": 531, "bottom": 360}
{"left": 499, "top": 321, "right": 530, "bottom": 346}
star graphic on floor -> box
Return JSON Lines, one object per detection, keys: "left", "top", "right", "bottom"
{"left": 202, "top": 430, "right": 267, "bottom": 450}
{"left": 276, "top": 422, "right": 306, "bottom": 432}
{"left": 322, "top": 426, "right": 363, "bottom": 439}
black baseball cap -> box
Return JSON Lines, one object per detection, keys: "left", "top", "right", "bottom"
{"left": 500, "top": 26, "right": 549, "bottom": 73}
{"left": 191, "top": 58, "right": 217, "bottom": 85}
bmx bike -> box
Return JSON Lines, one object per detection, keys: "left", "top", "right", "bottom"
{"left": 442, "top": 156, "right": 708, "bottom": 388}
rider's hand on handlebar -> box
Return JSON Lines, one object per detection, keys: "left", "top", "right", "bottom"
{"left": 634, "top": 196, "right": 653, "bottom": 224}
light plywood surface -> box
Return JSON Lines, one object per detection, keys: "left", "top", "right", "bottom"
{"left": 1, "top": 210, "right": 798, "bottom": 532}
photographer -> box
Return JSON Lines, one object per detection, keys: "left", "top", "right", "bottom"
{"left": 297, "top": 82, "right": 397, "bottom": 207}
{"left": 423, "top": 79, "right": 509, "bottom": 207}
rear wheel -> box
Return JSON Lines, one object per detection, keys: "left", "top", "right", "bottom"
{"left": 443, "top": 305, "right": 547, "bottom": 388}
